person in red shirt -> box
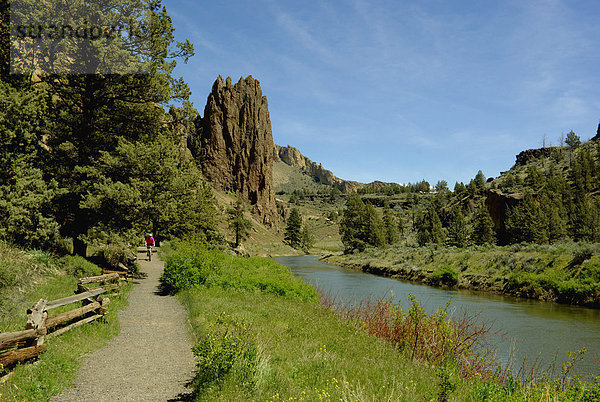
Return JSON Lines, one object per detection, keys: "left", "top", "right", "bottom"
{"left": 144, "top": 234, "right": 155, "bottom": 261}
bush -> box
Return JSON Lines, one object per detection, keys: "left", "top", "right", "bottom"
{"left": 58, "top": 255, "right": 102, "bottom": 278}
{"left": 431, "top": 265, "right": 458, "bottom": 287}
{"left": 92, "top": 244, "right": 134, "bottom": 270}
{"left": 161, "top": 241, "right": 318, "bottom": 301}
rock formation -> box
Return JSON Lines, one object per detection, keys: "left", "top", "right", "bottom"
{"left": 515, "top": 147, "right": 555, "bottom": 166}
{"left": 191, "top": 75, "right": 278, "bottom": 225}
{"left": 485, "top": 189, "right": 523, "bottom": 239}
{"left": 274, "top": 145, "right": 365, "bottom": 192}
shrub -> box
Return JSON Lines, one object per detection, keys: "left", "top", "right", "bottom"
{"left": 161, "top": 241, "right": 318, "bottom": 301}
{"left": 58, "top": 255, "right": 102, "bottom": 278}
{"left": 431, "top": 265, "right": 458, "bottom": 287}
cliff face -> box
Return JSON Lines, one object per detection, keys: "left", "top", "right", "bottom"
{"left": 274, "top": 145, "right": 364, "bottom": 192}
{"left": 191, "top": 75, "right": 278, "bottom": 225}
{"left": 485, "top": 189, "right": 523, "bottom": 241}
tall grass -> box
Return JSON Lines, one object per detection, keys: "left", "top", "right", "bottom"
{"left": 321, "top": 293, "right": 500, "bottom": 380}
{"left": 161, "top": 240, "right": 318, "bottom": 301}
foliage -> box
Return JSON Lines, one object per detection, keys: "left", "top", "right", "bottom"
{"left": 1, "top": 0, "right": 199, "bottom": 256}
{"left": 58, "top": 255, "right": 102, "bottom": 278}
{"left": 431, "top": 265, "right": 459, "bottom": 287}
{"left": 339, "top": 193, "right": 385, "bottom": 252}
{"left": 382, "top": 205, "right": 399, "bottom": 245}
{"left": 566, "top": 130, "right": 581, "bottom": 150}
{"left": 192, "top": 313, "right": 258, "bottom": 392}
{"left": 0, "top": 162, "right": 60, "bottom": 249}
{"left": 446, "top": 209, "right": 469, "bottom": 248}
{"left": 161, "top": 240, "right": 318, "bottom": 301}
{"left": 472, "top": 203, "right": 496, "bottom": 245}
{"left": 327, "top": 242, "right": 600, "bottom": 306}
{"left": 416, "top": 205, "right": 444, "bottom": 246}
{"left": 300, "top": 223, "right": 315, "bottom": 253}
{"left": 227, "top": 199, "right": 252, "bottom": 248}
{"left": 285, "top": 208, "right": 303, "bottom": 248}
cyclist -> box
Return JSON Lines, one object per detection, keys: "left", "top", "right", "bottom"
{"left": 145, "top": 233, "right": 155, "bottom": 261}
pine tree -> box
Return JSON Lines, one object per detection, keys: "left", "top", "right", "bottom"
{"left": 415, "top": 205, "right": 444, "bottom": 246}
{"left": 227, "top": 199, "right": 252, "bottom": 248}
{"left": 285, "top": 208, "right": 303, "bottom": 248}
{"left": 505, "top": 192, "right": 548, "bottom": 244}
{"left": 474, "top": 170, "right": 486, "bottom": 193}
{"left": 339, "top": 193, "right": 368, "bottom": 252}
{"left": 446, "top": 209, "right": 469, "bottom": 248}
{"left": 27, "top": 0, "right": 194, "bottom": 256}
{"left": 300, "top": 224, "right": 315, "bottom": 252}
{"left": 566, "top": 130, "right": 581, "bottom": 150}
{"left": 382, "top": 205, "right": 399, "bottom": 245}
{"left": 365, "top": 204, "right": 386, "bottom": 248}
{"left": 472, "top": 203, "right": 496, "bottom": 245}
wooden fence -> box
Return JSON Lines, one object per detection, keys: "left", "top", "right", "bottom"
{"left": 0, "top": 273, "right": 125, "bottom": 372}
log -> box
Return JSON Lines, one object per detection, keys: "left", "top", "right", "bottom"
{"left": 45, "top": 288, "right": 106, "bottom": 310}
{"left": 0, "top": 328, "right": 46, "bottom": 351}
{"left": 26, "top": 299, "right": 47, "bottom": 330}
{"left": 78, "top": 273, "right": 119, "bottom": 285}
{"left": 102, "top": 269, "right": 128, "bottom": 277}
{"left": 76, "top": 283, "right": 91, "bottom": 294}
{"left": 46, "top": 301, "right": 101, "bottom": 329}
{"left": 46, "top": 315, "right": 102, "bottom": 339}
{"left": 0, "top": 345, "right": 46, "bottom": 368}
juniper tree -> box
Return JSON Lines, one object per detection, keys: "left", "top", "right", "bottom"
{"left": 472, "top": 203, "right": 496, "bottom": 245}
{"left": 416, "top": 205, "right": 444, "bottom": 246}
{"left": 300, "top": 223, "right": 315, "bottom": 252}
{"left": 446, "top": 209, "right": 469, "bottom": 248}
{"left": 383, "top": 204, "right": 399, "bottom": 245}
{"left": 285, "top": 208, "right": 303, "bottom": 248}
{"left": 227, "top": 199, "right": 252, "bottom": 248}
{"left": 8, "top": 0, "right": 195, "bottom": 255}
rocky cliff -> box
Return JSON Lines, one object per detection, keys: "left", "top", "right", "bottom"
{"left": 274, "top": 145, "right": 364, "bottom": 192}
{"left": 191, "top": 75, "right": 278, "bottom": 225}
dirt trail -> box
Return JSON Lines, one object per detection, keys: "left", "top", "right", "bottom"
{"left": 54, "top": 249, "right": 196, "bottom": 401}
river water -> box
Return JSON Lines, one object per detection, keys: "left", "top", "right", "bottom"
{"left": 274, "top": 255, "right": 600, "bottom": 379}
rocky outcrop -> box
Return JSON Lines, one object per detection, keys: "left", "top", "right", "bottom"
{"left": 191, "top": 75, "right": 278, "bottom": 225}
{"left": 515, "top": 147, "right": 556, "bottom": 166}
{"left": 274, "top": 145, "right": 341, "bottom": 187}
{"left": 485, "top": 189, "right": 522, "bottom": 235}
{"left": 274, "top": 145, "right": 375, "bottom": 192}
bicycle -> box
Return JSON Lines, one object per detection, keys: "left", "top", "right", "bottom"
{"left": 146, "top": 245, "right": 153, "bottom": 261}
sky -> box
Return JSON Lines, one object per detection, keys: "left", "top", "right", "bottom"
{"left": 162, "top": 0, "right": 600, "bottom": 186}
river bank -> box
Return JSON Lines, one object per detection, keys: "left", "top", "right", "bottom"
{"left": 322, "top": 242, "right": 600, "bottom": 308}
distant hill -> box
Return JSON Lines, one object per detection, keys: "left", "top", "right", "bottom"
{"left": 273, "top": 144, "right": 402, "bottom": 194}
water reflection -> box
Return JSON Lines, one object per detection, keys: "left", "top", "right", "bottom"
{"left": 275, "top": 255, "right": 600, "bottom": 379}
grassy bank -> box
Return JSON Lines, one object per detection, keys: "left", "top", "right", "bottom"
{"left": 325, "top": 242, "right": 600, "bottom": 307}
{"left": 162, "top": 240, "right": 599, "bottom": 400}
{"left": 0, "top": 242, "right": 131, "bottom": 401}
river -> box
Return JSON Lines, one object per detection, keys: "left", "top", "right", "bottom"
{"left": 274, "top": 255, "right": 600, "bottom": 380}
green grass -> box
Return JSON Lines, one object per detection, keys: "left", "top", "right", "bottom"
{"left": 165, "top": 240, "right": 600, "bottom": 401}
{"left": 161, "top": 240, "right": 318, "bottom": 301}
{"left": 326, "top": 242, "right": 600, "bottom": 307}
{"left": 0, "top": 242, "right": 131, "bottom": 401}
{"left": 178, "top": 287, "right": 444, "bottom": 401}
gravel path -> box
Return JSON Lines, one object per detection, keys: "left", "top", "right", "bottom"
{"left": 54, "top": 249, "right": 196, "bottom": 401}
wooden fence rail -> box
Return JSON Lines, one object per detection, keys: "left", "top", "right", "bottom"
{"left": 0, "top": 273, "right": 126, "bottom": 372}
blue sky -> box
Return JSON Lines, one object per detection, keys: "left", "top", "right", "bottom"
{"left": 163, "top": 0, "right": 600, "bottom": 186}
